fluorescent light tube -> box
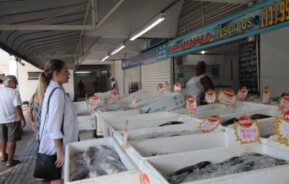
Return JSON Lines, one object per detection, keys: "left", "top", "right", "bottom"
{"left": 130, "top": 17, "right": 165, "bottom": 41}
{"left": 101, "top": 55, "right": 109, "bottom": 62}
{"left": 111, "top": 44, "right": 125, "bottom": 55}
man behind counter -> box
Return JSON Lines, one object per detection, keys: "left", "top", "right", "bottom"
{"left": 186, "top": 61, "right": 214, "bottom": 105}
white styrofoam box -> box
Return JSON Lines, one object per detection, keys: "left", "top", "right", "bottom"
{"left": 64, "top": 137, "right": 140, "bottom": 184}
{"left": 77, "top": 115, "right": 96, "bottom": 131}
{"left": 140, "top": 144, "right": 289, "bottom": 184}
{"left": 120, "top": 90, "right": 152, "bottom": 105}
{"left": 140, "top": 92, "right": 184, "bottom": 113}
{"left": 94, "top": 109, "right": 140, "bottom": 136}
{"left": 73, "top": 101, "right": 90, "bottom": 115}
{"left": 172, "top": 103, "right": 226, "bottom": 115}
{"left": 261, "top": 136, "right": 289, "bottom": 151}
{"left": 225, "top": 117, "right": 278, "bottom": 148}
{"left": 126, "top": 132, "right": 229, "bottom": 166}
{"left": 103, "top": 112, "right": 201, "bottom": 137}
{"left": 114, "top": 123, "right": 222, "bottom": 144}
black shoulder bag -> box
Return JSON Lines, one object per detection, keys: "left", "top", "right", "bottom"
{"left": 33, "top": 87, "right": 64, "bottom": 181}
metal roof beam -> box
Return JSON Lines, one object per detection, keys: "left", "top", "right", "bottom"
{"left": 0, "top": 24, "right": 93, "bottom": 31}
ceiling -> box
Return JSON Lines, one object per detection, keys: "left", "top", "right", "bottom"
{"left": 0, "top": 0, "right": 251, "bottom": 69}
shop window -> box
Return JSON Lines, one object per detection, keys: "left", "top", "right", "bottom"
{"left": 28, "top": 72, "right": 41, "bottom": 80}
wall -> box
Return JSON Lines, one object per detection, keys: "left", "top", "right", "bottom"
{"left": 260, "top": 26, "right": 289, "bottom": 98}
{"left": 113, "top": 60, "right": 124, "bottom": 97}
{"left": 0, "top": 49, "right": 12, "bottom": 76}
{"left": 17, "top": 61, "right": 42, "bottom": 102}
{"left": 180, "top": 54, "right": 239, "bottom": 91}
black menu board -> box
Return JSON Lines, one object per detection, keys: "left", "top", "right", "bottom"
{"left": 239, "top": 41, "right": 258, "bottom": 94}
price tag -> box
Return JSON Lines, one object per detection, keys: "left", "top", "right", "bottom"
{"left": 237, "top": 87, "right": 248, "bottom": 101}
{"left": 89, "top": 95, "right": 101, "bottom": 107}
{"left": 142, "top": 173, "right": 150, "bottom": 184}
{"left": 174, "top": 81, "right": 181, "bottom": 93}
{"left": 205, "top": 89, "right": 216, "bottom": 104}
{"left": 157, "top": 83, "right": 164, "bottom": 93}
{"left": 111, "top": 90, "right": 119, "bottom": 100}
{"left": 275, "top": 110, "right": 289, "bottom": 146}
{"left": 262, "top": 86, "right": 270, "bottom": 103}
{"left": 199, "top": 115, "right": 220, "bottom": 132}
{"left": 165, "top": 82, "right": 170, "bottom": 92}
{"left": 234, "top": 115, "right": 260, "bottom": 144}
{"left": 131, "top": 96, "right": 137, "bottom": 106}
{"left": 186, "top": 95, "right": 197, "bottom": 114}
{"left": 123, "top": 120, "right": 128, "bottom": 146}
{"left": 278, "top": 93, "right": 289, "bottom": 114}
{"left": 218, "top": 88, "right": 236, "bottom": 106}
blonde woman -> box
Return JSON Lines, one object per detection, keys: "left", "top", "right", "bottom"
{"left": 28, "top": 73, "right": 48, "bottom": 140}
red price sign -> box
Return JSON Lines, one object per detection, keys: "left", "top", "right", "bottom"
{"left": 218, "top": 88, "right": 236, "bottom": 106}
{"left": 111, "top": 90, "right": 119, "bottom": 100}
{"left": 157, "top": 83, "right": 164, "bottom": 93}
{"left": 262, "top": 86, "right": 270, "bottom": 103}
{"left": 174, "top": 81, "right": 181, "bottom": 93}
{"left": 237, "top": 87, "right": 248, "bottom": 101}
{"left": 205, "top": 89, "right": 216, "bottom": 104}
{"left": 186, "top": 95, "right": 197, "bottom": 114}
{"left": 279, "top": 93, "right": 289, "bottom": 114}
{"left": 199, "top": 115, "right": 220, "bottom": 132}
{"left": 234, "top": 115, "right": 260, "bottom": 144}
{"left": 275, "top": 112, "right": 289, "bottom": 146}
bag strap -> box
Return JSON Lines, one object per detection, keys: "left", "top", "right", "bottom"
{"left": 39, "top": 87, "right": 64, "bottom": 142}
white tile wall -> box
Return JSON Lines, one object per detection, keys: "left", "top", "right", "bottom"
{"left": 260, "top": 26, "right": 289, "bottom": 97}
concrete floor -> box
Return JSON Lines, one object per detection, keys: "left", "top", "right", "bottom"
{"left": 0, "top": 111, "right": 40, "bottom": 184}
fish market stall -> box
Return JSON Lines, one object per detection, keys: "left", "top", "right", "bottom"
{"left": 73, "top": 101, "right": 91, "bottom": 116}
{"left": 140, "top": 144, "right": 289, "bottom": 184}
{"left": 64, "top": 137, "right": 140, "bottom": 184}
{"left": 102, "top": 112, "right": 200, "bottom": 137}
{"left": 125, "top": 132, "right": 230, "bottom": 166}
{"left": 94, "top": 91, "right": 184, "bottom": 136}
{"left": 114, "top": 123, "right": 220, "bottom": 144}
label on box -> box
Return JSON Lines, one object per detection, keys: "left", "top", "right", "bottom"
{"left": 262, "top": 86, "right": 270, "bottom": 103}
{"left": 199, "top": 115, "right": 220, "bottom": 132}
{"left": 186, "top": 95, "right": 197, "bottom": 114}
{"left": 237, "top": 87, "right": 248, "bottom": 101}
{"left": 174, "top": 81, "right": 181, "bottom": 93}
{"left": 123, "top": 120, "right": 128, "bottom": 146}
{"left": 218, "top": 88, "right": 236, "bottom": 106}
{"left": 234, "top": 115, "right": 260, "bottom": 144}
{"left": 278, "top": 93, "right": 289, "bottom": 114}
{"left": 110, "top": 90, "right": 119, "bottom": 100}
{"left": 205, "top": 89, "right": 216, "bottom": 104}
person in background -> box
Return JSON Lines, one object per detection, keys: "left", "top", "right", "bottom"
{"left": 0, "top": 79, "right": 4, "bottom": 88}
{"left": 186, "top": 61, "right": 214, "bottom": 105}
{"left": 38, "top": 59, "right": 79, "bottom": 183}
{"left": 0, "top": 75, "right": 26, "bottom": 167}
{"left": 111, "top": 77, "right": 119, "bottom": 91}
{"left": 28, "top": 73, "right": 48, "bottom": 140}
{"left": 77, "top": 80, "right": 86, "bottom": 97}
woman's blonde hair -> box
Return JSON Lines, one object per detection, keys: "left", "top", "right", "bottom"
{"left": 38, "top": 72, "right": 49, "bottom": 108}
